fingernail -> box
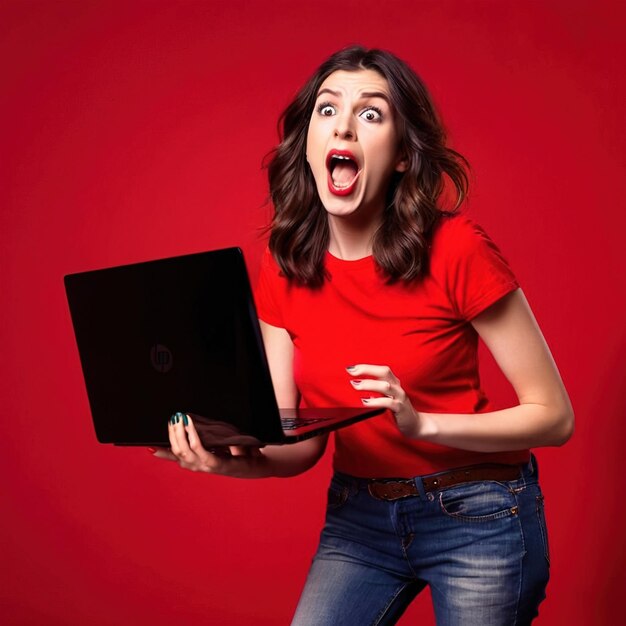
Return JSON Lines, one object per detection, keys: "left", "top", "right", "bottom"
{"left": 169, "top": 414, "right": 176, "bottom": 425}
{"left": 182, "top": 414, "right": 188, "bottom": 426}
{"left": 174, "top": 414, "right": 180, "bottom": 424}
{"left": 147, "top": 447, "right": 156, "bottom": 454}
{"left": 346, "top": 365, "right": 356, "bottom": 372}
{"left": 350, "top": 380, "right": 362, "bottom": 387}
{"left": 361, "top": 398, "right": 370, "bottom": 404}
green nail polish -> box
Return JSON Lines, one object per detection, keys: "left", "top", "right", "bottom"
{"left": 182, "top": 414, "right": 188, "bottom": 426}
{"left": 175, "top": 414, "right": 180, "bottom": 424}
{"left": 169, "top": 415, "right": 175, "bottom": 425}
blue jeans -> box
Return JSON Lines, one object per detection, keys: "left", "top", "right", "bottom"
{"left": 292, "top": 457, "right": 549, "bottom": 625}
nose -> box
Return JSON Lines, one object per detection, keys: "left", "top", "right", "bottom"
{"left": 333, "top": 111, "right": 356, "bottom": 140}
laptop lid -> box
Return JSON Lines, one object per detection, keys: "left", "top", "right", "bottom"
{"left": 64, "top": 248, "right": 381, "bottom": 448}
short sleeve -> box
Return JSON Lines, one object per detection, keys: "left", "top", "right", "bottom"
{"left": 432, "top": 217, "right": 520, "bottom": 320}
{"left": 254, "top": 247, "right": 286, "bottom": 327}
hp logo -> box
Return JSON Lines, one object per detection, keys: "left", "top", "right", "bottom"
{"left": 150, "top": 344, "right": 173, "bottom": 373}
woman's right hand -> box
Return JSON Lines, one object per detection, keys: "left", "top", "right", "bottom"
{"left": 151, "top": 412, "right": 328, "bottom": 478}
{"left": 152, "top": 322, "right": 328, "bottom": 478}
{"left": 152, "top": 413, "right": 270, "bottom": 478}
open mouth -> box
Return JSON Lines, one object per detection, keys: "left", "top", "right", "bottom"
{"left": 326, "top": 150, "right": 361, "bottom": 196}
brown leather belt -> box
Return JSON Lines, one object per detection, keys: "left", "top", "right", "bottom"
{"left": 367, "top": 464, "right": 522, "bottom": 501}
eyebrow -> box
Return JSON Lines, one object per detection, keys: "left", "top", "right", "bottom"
{"left": 316, "top": 88, "right": 391, "bottom": 104}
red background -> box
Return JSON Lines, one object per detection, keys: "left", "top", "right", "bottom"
{"left": 2, "top": 1, "right": 625, "bottom": 624}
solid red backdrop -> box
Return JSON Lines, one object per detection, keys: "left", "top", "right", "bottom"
{"left": 2, "top": 1, "right": 624, "bottom": 624}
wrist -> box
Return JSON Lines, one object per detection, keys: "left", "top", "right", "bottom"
{"left": 414, "top": 411, "right": 439, "bottom": 441}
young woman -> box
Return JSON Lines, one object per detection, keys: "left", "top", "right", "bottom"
{"left": 155, "top": 46, "right": 574, "bottom": 625}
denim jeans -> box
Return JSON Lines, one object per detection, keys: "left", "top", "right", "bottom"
{"left": 292, "top": 457, "right": 549, "bottom": 626}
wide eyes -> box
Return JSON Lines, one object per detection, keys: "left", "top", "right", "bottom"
{"left": 316, "top": 102, "right": 383, "bottom": 123}
{"left": 360, "top": 107, "right": 382, "bottom": 122}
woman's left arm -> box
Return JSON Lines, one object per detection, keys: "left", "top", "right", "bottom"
{"left": 349, "top": 289, "right": 575, "bottom": 452}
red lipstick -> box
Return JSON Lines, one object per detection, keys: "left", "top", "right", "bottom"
{"left": 326, "top": 149, "right": 361, "bottom": 196}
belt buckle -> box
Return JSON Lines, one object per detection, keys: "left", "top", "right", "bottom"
{"left": 368, "top": 479, "right": 418, "bottom": 501}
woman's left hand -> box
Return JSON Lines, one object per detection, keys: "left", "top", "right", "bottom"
{"left": 346, "top": 364, "right": 425, "bottom": 438}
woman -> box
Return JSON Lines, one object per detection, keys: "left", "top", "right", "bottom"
{"left": 155, "top": 46, "right": 574, "bottom": 625}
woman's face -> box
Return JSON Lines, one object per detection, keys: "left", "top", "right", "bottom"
{"left": 306, "top": 69, "right": 407, "bottom": 221}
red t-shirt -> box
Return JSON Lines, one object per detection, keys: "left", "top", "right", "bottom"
{"left": 255, "top": 215, "right": 531, "bottom": 477}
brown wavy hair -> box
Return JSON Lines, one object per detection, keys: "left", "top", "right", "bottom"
{"left": 265, "top": 46, "right": 469, "bottom": 287}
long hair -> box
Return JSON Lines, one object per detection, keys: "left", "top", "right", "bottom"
{"left": 265, "top": 46, "right": 469, "bottom": 287}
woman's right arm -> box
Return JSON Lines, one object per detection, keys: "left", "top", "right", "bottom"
{"left": 255, "top": 321, "right": 329, "bottom": 476}
{"left": 153, "top": 321, "right": 328, "bottom": 478}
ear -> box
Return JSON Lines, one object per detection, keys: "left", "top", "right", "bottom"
{"left": 395, "top": 153, "right": 409, "bottom": 173}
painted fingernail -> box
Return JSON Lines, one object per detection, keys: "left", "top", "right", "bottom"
{"left": 182, "top": 414, "right": 188, "bottom": 426}
{"left": 361, "top": 398, "right": 371, "bottom": 404}
{"left": 350, "top": 380, "right": 362, "bottom": 387}
{"left": 169, "top": 414, "right": 176, "bottom": 425}
{"left": 346, "top": 365, "right": 356, "bottom": 372}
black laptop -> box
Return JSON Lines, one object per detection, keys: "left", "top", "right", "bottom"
{"left": 64, "top": 247, "right": 382, "bottom": 448}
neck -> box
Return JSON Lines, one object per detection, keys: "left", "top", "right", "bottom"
{"left": 327, "top": 210, "right": 383, "bottom": 260}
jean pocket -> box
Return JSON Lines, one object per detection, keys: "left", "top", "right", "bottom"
{"left": 439, "top": 480, "right": 519, "bottom": 522}
{"left": 536, "top": 494, "right": 550, "bottom": 566}
{"left": 327, "top": 477, "right": 350, "bottom": 510}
